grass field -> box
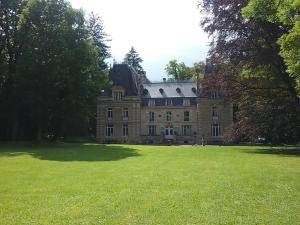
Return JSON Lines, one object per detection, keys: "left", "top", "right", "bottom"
{"left": 0, "top": 143, "right": 299, "bottom": 225}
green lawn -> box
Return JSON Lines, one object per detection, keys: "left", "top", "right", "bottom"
{"left": 0, "top": 143, "right": 299, "bottom": 225}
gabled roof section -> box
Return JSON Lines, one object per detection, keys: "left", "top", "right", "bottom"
{"left": 109, "top": 64, "right": 139, "bottom": 96}
{"left": 142, "top": 81, "right": 198, "bottom": 98}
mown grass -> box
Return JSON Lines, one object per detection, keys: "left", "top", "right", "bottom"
{"left": 0, "top": 143, "right": 299, "bottom": 225}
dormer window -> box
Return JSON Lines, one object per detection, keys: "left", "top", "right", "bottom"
{"left": 183, "top": 98, "right": 190, "bottom": 106}
{"left": 165, "top": 99, "right": 172, "bottom": 106}
{"left": 148, "top": 99, "right": 155, "bottom": 106}
{"left": 113, "top": 91, "right": 123, "bottom": 101}
{"left": 211, "top": 90, "right": 219, "bottom": 99}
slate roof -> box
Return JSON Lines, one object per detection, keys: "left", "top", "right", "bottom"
{"left": 109, "top": 64, "right": 139, "bottom": 96}
{"left": 142, "top": 81, "right": 198, "bottom": 98}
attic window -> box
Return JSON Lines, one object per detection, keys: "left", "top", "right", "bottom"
{"left": 113, "top": 91, "right": 123, "bottom": 101}
{"left": 192, "top": 87, "right": 197, "bottom": 93}
{"left": 176, "top": 88, "right": 181, "bottom": 93}
{"left": 159, "top": 88, "right": 164, "bottom": 94}
{"left": 143, "top": 89, "right": 148, "bottom": 96}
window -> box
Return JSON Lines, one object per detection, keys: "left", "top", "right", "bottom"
{"left": 211, "top": 124, "right": 222, "bottom": 137}
{"left": 149, "top": 112, "right": 155, "bottom": 122}
{"left": 107, "top": 108, "right": 112, "bottom": 120}
{"left": 105, "top": 125, "right": 114, "bottom": 137}
{"left": 148, "top": 99, "right": 155, "bottom": 106}
{"left": 148, "top": 125, "right": 156, "bottom": 136}
{"left": 184, "top": 111, "right": 190, "bottom": 121}
{"left": 211, "top": 90, "right": 219, "bottom": 99}
{"left": 183, "top": 98, "right": 190, "bottom": 106}
{"left": 166, "top": 99, "right": 172, "bottom": 106}
{"left": 123, "top": 108, "right": 128, "bottom": 120}
{"left": 113, "top": 91, "right": 123, "bottom": 101}
{"left": 123, "top": 124, "right": 128, "bottom": 137}
{"left": 212, "top": 107, "right": 218, "bottom": 117}
{"left": 182, "top": 125, "right": 192, "bottom": 136}
{"left": 166, "top": 111, "right": 172, "bottom": 121}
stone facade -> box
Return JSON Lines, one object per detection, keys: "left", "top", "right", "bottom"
{"left": 96, "top": 64, "right": 233, "bottom": 144}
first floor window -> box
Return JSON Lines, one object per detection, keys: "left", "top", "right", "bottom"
{"left": 166, "top": 111, "right": 172, "bottom": 121}
{"left": 123, "top": 108, "right": 129, "bottom": 120}
{"left": 148, "top": 125, "right": 156, "bottom": 136}
{"left": 149, "top": 111, "right": 155, "bottom": 122}
{"left": 107, "top": 108, "right": 113, "bottom": 120}
{"left": 184, "top": 111, "right": 190, "bottom": 121}
{"left": 211, "top": 124, "right": 222, "bottom": 137}
{"left": 106, "top": 124, "right": 114, "bottom": 137}
{"left": 182, "top": 125, "right": 191, "bottom": 136}
{"left": 123, "top": 124, "right": 128, "bottom": 137}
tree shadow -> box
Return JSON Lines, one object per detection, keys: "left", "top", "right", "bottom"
{"left": 243, "top": 146, "right": 300, "bottom": 157}
{"left": 0, "top": 143, "right": 141, "bottom": 162}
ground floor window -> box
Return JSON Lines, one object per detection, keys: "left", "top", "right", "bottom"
{"left": 211, "top": 124, "right": 222, "bottom": 137}
{"left": 105, "top": 124, "right": 114, "bottom": 137}
{"left": 123, "top": 124, "right": 128, "bottom": 137}
{"left": 165, "top": 126, "right": 174, "bottom": 136}
{"left": 182, "top": 125, "right": 192, "bottom": 136}
{"left": 148, "top": 125, "right": 156, "bottom": 136}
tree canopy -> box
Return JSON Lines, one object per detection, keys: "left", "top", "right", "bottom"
{"left": 123, "top": 47, "right": 149, "bottom": 82}
{"left": 199, "top": 0, "right": 300, "bottom": 144}
{"left": 0, "top": 0, "right": 110, "bottom": 141}
{"left": 165, "top": 60, "right": 205, "bottom": 81}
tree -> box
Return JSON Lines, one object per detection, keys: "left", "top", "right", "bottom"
{"left": 123, "top": 47, "right": 149, "bottom": 82}
{"left": 165, "top": 59, "right": 205, "bottom": 80}
{"left": 199, "top": 0, "right": 300, "bottom": 144}
{"left": 0, "top": 0, "right": 110, "bottom": 141}
{"left": 86, "top": 12, "right": 111, "bottom": 70}
{"left": 242, "top": 0, "right": 300, "bottom": 96}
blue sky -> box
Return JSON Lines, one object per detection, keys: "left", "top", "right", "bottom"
{"left": 69, "top": 0, "right": 210, "bottom": 81}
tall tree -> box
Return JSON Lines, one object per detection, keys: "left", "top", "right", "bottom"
{"left": 243, "top": 0, "right": 300, "bottom": 96}
{"left": 86, "top": 12, "right": 111, "bottom": 70}
{"left": 199, "top": 0, "right": 300, "bottom": 143}
{"left": 123, "top": 46, "right": 149, "bottom": 82}
{"left": 0, "top": 0, "right": 110, "bottom": 141}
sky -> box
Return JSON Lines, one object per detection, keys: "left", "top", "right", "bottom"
{"left": 69, "top": 0, "right": 210, "bottom": 81}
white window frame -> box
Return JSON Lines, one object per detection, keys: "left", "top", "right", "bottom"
{"left": 148, "top": 125, "right": 156, "bottom": 136}
{"left": 211, "top": 124, "right": 222, "bottom": 137}
{"left": 123, "top": 124, "right": 128, "bottom": 137}
{"left": 165, "top": 99, "right": 172, "bottom": 106}
{"left": 148, "top": 99, "right": 155, "bottom": 106}
{"left": 105, "top": 124, "right": 114, "bottom": 137}
{"left": 107, "top": 108, "right": 113, "bottom": 120}
{"left": 183, "top": 98, "right": 190, "bottom": 106}
{"left": 184, "top": 111, "right": 190, "bottom": 121}
{"left": 182, "top": 125, "right": 192, "bottom": 136}
{"left": 166, "top": 111, "right": 172, "bottom": 121}
{"left": 123, "top": 108, "right": 128, "bottom": 120}
{"left": 113, "top": 91, "right": 123, "bottom": 101}
{"left": 149, "top": 112, "right": 155, "bottom": 122}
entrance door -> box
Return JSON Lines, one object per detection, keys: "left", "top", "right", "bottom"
{"left": 165, "top": 126, "right": 174, "bottom": 139}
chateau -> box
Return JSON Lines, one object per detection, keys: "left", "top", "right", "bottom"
{"left": 96, "top": 64, "right": 233, "bottom": 144}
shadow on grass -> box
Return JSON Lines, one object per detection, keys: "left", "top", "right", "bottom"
{"left": 244, "top": 146, "right": 300, "bottom": 157}
{"left": 0, "top": 143, "right": 140, "bottom": 162}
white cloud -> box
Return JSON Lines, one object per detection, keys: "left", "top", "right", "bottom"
{"left": 69, "top": 0, "right": 210, "bottom": 81}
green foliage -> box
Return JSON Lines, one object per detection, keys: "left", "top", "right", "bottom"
{"left": 243, "top": 0, "right": 300, "bottom": 95}
{"left": 123, "top": 46, "right": 149, "bottom": 82}
{"left": 165, "top": 59, "right": 205, "bottom": 80}
{"left": 0, "top": 143, "right": 299, "bottom": 224}
{"left": 0, "top": 0, "right": 110, "bottom": 140}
